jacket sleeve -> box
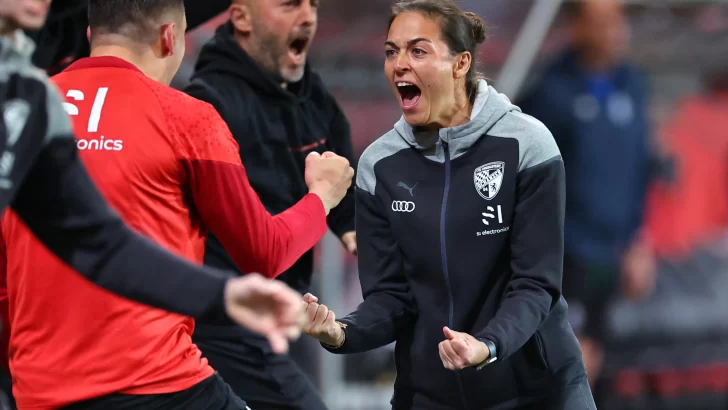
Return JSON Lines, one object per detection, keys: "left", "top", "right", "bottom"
{"left": 176, "top": 99, "right": 328, "bottom": 279}
{"left": 5, "top": 72, "right": 235, "bottom": 324}
{"left": 474, "top": 129, "right": 565, "bottom": 361}
{"left": 325, "top": 98, "right": 356, "bottom": 239}
{"left": 12, "top": 139, "right": 236, "bottom": 324}
{"left": 324, "top": 179, "right": 417, "bottom": 354}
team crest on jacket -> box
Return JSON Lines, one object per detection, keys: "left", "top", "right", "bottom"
{"left": 474, "top": 162, "right": 504, "bottom": 200}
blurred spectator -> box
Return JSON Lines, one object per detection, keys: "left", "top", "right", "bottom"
{"left": 518, "top": 0, "right": 668, "bottom": 386}
{"left": 598, "top": 73, "right": 728, "bottom": 409}
{"left": 643, "top": 70, "right": 728, "bottom": 259}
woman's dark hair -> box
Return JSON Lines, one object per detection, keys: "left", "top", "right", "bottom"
{"left": 389, "top": 0, "right": 487, "bottom": 104}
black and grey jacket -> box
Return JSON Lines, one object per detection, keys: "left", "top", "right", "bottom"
{"left": 327, "top": 80, "right": 586, "bottom": 409}
{"left": 0, "top": 31, "right": 232, "bottom": 323}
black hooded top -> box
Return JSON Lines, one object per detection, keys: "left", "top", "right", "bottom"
{"left": 185, "top": 22, "right": 356, "bottom": 294}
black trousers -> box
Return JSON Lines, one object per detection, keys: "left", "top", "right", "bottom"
{"left": 62, "top": 373, "right": 248, "bottom": 410}
{"left": 194, "top": 327, "right": 328, "bottom": 410}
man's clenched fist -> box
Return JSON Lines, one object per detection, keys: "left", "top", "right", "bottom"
{"left": 224, "top": 274, "right": 306, "bottom": 354}
{"left": 305, "top": 151, "right": 354, "bottom": 215}
{"left": 301, "top": 293, "right": 345, "bottom": 348}
{"left": 438, "top": 327, "right": 489, "bottom": 370}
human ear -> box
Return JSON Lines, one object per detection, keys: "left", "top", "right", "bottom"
{"left": 230, "top": 3, "right": 253, "bottom": 34}
{"left": 453, "top": 51, "right": 472, "bottom": 80}
{"left": 160, "top": 23, "right": 176, "bottom": 57}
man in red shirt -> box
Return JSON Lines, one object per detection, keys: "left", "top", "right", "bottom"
{"left": 0, "top": 0, "right": 311, "bottom": 351}
{"left": 1, "top": 0, "right": 353, "bottom": 409}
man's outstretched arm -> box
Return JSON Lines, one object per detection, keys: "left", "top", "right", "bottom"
{"left": 177, "top": 102, "right": 353, "bottom": 279}
{"left": 11, "top": 140, "right": 306, "bottom": 352}
{"left": 11, "top": 137, "right": 236, "bottom": 323}
{"left": 3, "top": 65, "right": 239, "bottom": 322}
{"left": 2, "top": 27, "right": 306, "bottom": 348}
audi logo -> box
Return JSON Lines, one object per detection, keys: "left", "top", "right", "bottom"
{"left": 391, "top": 201, "right": 416, "bottom": 212}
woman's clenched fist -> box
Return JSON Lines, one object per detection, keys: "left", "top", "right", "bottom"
{"left": 301, "top": 293, "right": 346, "bottom": 348}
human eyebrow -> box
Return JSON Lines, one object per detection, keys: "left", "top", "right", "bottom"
{"left": 384, "top": 38, "right": 432, "bottom": 49}
{"left": 408, "top": 38, "right": 433, "bottom": 47}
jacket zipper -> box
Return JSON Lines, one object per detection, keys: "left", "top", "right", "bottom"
{"left": 440, "top": 142, "right": 470, "bottom": 410}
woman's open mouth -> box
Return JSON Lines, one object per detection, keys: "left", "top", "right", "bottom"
{"left": 397, "top": 82, "right": 421, "bottom": 110}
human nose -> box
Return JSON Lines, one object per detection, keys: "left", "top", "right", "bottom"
{"left": 300, "top": 1, "right": 317, "bottom": 27}
{"left": 393, "top": 52, "right": 410, "bottom": 73}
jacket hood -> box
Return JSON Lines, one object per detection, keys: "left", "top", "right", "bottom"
{"left": 393, "top": 80, "right": 519, "bottom": 160}
{"left": 191, "top": 21, "right": 313, "bottom": 103}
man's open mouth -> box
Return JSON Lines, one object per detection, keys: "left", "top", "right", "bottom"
{"left": 397, "top": 82, "right": 421, "bottom": 110}
{"left": 289, "top": 36, "right": 310, "bottom": 59}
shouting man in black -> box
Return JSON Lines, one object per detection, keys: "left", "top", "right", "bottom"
{"left": 184, "top": 0, "right": 357, "bottom": 409}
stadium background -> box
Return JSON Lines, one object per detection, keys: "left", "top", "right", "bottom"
{"left": 177, "top": 0, "right": 725, "bottom": 409}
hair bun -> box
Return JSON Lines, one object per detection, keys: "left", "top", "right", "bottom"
{"left": 464, "top": 11, "right": 487, "bottom": 44}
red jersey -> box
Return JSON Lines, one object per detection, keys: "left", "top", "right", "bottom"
{"left": 3, "top": 56, "right": 327, "bottom": 409}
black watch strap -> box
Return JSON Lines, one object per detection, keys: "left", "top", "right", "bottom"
{"left": 476, "top": 339, "right": 498, "bottom": 370}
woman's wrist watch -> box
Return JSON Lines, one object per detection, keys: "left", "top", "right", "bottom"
{"left": 476, "top": 339, "right": 498, "bottom": 370}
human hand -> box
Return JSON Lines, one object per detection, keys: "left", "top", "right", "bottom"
{"left": 224, "top": 274, "right": 305, "bottom": 354}
{"left": 341, "top": 231, "right": 357, "bottom": 254}
{"left": 438, "top": 327, "right": 489, "bottom": 370}
{"left": 305, "top": 151, "right": 354, "bottom": 215}
{"left": 621, "top": 240, "right": 657, "bottom": 301}
{"left": 578, "top": 335, "right": 604, "bottom": 387}
{"left": 301, "top": 293, "right": 345, "bottom": 348}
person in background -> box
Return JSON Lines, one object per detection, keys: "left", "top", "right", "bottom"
{"left": 183, "top": 0, "right": 356, "bottom": 408}
{"left": 303, "top": 1, "right": 595, "bottom": 409}
{"left": 25, "top": 0, "right": 232, "bottom": 75}
{"left": 0, "top": 0, "right": 353, "bottom": 408}
{"left": 518, "top": 0, "right": 667, "bottom": 386}
{"left": 643, "top": 67, "right": 728, "bottom": 258}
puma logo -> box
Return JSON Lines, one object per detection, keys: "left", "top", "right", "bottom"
{"left": 397, "top": 181, "right": 418, "bottom": 197}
